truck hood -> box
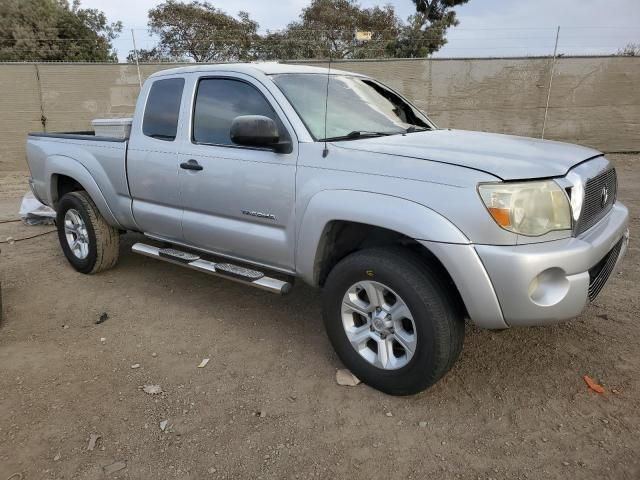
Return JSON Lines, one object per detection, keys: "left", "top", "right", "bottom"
{"left": 334, "top": 129, "right": 602, "bottom": 180}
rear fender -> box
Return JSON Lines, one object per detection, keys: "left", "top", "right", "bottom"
{"left": 46, "top": 155, "right": 121, "bottom": 228}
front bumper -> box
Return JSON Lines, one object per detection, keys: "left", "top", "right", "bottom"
{"left": 421, "top": 202, "right": 629, "bottom": 329}
{"left": 475, "top": 202, "right": 629, "bottom": 327}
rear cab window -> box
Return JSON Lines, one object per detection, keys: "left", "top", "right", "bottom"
{"left": 142, "top": 78, "right": 185, "bottom": 141}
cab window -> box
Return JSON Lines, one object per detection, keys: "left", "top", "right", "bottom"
{"left": 142, "top": 78, "right": 185, "bottom": 141}
{"left": 193, "top": 78, "right": 285, "bottom": 146}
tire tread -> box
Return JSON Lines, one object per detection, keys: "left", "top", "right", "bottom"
{"left": 66, "top": 191, "right": 119, "bottom": 273}
{"left": 323, "top": 246, "right": 465, "bottom": 395}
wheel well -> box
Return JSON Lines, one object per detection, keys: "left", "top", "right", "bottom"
{"left": 53, "top": 175, "right": 84, "bottom": 207}
{"left": 314, "top": 221, "right": 467, "bottom": 315}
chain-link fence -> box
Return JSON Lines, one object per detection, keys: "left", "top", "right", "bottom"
{"left": 1, "top": 25, "right": 638, "bottom": 63}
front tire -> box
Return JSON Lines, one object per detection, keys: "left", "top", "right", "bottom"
{"left": 56, "top": 191, "right": 120, "bottom": 274}
{"left": 322, "top": 247, "right": 465, "bottom": 396}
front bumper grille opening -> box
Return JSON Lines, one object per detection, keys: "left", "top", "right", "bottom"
{"left": 588, "top": 238, "right": 623, "bottom": 301}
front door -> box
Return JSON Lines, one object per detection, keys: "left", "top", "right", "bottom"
{"left": 178, "top": 75, "right": 297, "bottom": 272}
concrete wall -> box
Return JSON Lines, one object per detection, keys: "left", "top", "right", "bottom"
{"left": 1, "top": 56, "right": 638, "bottom": 171}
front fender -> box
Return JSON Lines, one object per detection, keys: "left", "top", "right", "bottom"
{"left": 295, "top": 189, "right": 470, "bottom": 285}
{"left": 45, "top": 155, "right": 122, "bottom": 228}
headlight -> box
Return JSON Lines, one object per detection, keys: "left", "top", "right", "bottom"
{"left": 478, "top": 180, "right": 571, "bottom": 236}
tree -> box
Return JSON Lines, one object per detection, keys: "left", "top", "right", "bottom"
{"left": 126, "top": 47, "right": 188, "bottom": 64}
{"left": 0, "top": 0, "right": 122, "bottom": 62}
{"left": 387, "top": 0, "right": 469, "bottom": 58}
{"left": 260, "top": 0, "right": 399, "bottom": 60}
{"left": 617, "top": 42, "right": 640, "bottom": 56}
{"left": 147, "top": 1, "right": 259, "bottom": 63}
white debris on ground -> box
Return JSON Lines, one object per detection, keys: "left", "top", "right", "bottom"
{"left": 197, "top": 358, "right": 210, "bottom": 368}
{"left": 19, "top": 191, "right": 55, "bottom": 225}
{"left": 160, "top": 420, "right": 168, "bottom": 431}
{"left": 142, "top": 385, "right": 163, "bottom": 395}
{"left": 87, "top": 434, "right": 101, "bottom": 451}
{"left": 335, "top": 369, "right": 361, "bottom": 386}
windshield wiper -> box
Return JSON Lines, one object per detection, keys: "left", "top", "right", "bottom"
{"left": 405, "top": 126, "right": 430, "bottom": 133}
{"left": 319, "top": 130, "right": 400, "bottom": 142}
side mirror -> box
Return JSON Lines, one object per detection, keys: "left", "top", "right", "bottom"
{"left": 230, "top": 115, "right": 291, "bottom": 153}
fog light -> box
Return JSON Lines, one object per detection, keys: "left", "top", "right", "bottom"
{"left": 528, "top": 268, "right": 570, "bottom": 306}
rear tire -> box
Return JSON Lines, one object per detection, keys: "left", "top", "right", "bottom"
{"left": 322, "top": 247, "right": 465, "bottom": 396}
{"left": 56, "top": 191, "right": 120, "bottom": 274}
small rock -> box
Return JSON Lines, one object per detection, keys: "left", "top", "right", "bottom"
{"left": 257, "top": 410, "right": 266, "bottom": 418}
{"left": 208, "top": 467, "right": 217, "bottom": 474}
{"left": 152, "top": 352, "right": 158, "bottom": 358}
{"left": 143, "top": 385, "right": 162, "bottom": 395}
{"left": 104, "top": 461, "right": 127, "bottom": 475}
{"left": 160, "top": 420, "right": 168, "bottom": 431}
{"left": 385, "top": 412, "right": 393, "bottom": 417}
{"left": 6, "top": 237, "right": 14, "bottom": 244}
{"left": 419, "top": 421, "right": 428, "bottom": 428}
{"left": 131, "top": 364, "right": 141, "bottom": 369}
{"left": 336, "top": 369, "right": 361, "bottom": 386}
{"left": 562, "top": 461, "right": 570, "bottom": 467}
{"left": 62, "top": 325, "right": 69, "bottom": 329}
{"left": 100, "top": 337, "right": 107, "bottom": 344}
{"left": 198, "top": 358, "right": 210, "bottom": 368}
{"left": 601, "top": 419, "right": 609, "bottom": 424}
{"left": 87, "top": 433, "right": 101, "bottom": 451}
{"left": 53, "top": 452, "right": 61, "bottom": 461}
{"left": 96, "top": 312, "right": 109, "bottom": 324}
{"left": 596, "top": 313, "right": 609, "bottom": 321}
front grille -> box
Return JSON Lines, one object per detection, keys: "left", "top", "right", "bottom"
{"left": 588, "top": 237, "right": 623, "bottom": 301}
{"left": 575, "top": 168, "right": 617, "bottom": 235}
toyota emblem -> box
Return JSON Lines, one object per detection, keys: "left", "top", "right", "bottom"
{"left": 601, "top": 186, "right": 609, "bottom": 207}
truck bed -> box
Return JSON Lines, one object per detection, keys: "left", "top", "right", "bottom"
{"left": 26, "top": 131, "right": 133, "bottom": 230}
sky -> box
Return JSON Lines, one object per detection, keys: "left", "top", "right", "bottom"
{"left": 80, "top": 0, "right": 640, "bottom": 61}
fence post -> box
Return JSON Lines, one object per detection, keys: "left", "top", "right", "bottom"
{"left": 34, "top": 64, "right": 47, "bottom": 132}
{"left": 541, "top": 26, "right": 560, "bottom": 139}
{"left": 131, "top": 29, "right": 143, "bottom": 89}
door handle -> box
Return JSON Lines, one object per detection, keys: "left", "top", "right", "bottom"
{"left": 180, "top": 160, "right": 203, "bottom": 171}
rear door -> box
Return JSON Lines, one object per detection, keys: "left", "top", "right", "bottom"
{"left": 177, "top": 73, "right": 298, "bottom": 272}
{"left": 128, "top": 76, "right": 186, "bottom": 241}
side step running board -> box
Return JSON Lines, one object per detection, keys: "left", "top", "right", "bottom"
{"left": 132, "top": 243, "right": 292, "bottom": 295}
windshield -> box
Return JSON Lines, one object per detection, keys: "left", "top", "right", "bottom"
{"left": 271, "top": 73, "right": 433, "bottom": 141}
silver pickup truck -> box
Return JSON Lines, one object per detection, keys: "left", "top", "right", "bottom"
{"left": 26, "top": 63, "right": 629, "bottom": 395}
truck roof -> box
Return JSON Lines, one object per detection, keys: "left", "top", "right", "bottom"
{"left": 148, "top": 62, "right": 363, "bottom": 79}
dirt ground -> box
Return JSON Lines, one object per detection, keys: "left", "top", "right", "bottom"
{"left": 0, "top": 154, "right": 638, "bottom": 480}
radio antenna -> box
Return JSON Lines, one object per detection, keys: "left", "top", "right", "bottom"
{"left": 322, "top": 51, "right": 332, "bottom": 158}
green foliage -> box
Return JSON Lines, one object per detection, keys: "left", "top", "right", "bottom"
{"left": 387, "top": 0, "right": 469, "bottom": 58}
{"left": 0, "top": 0, "right": 122, "bottom": 62}
{"left": 136, "top": 0, "right": 468, "bottom": 62}
{"left": 126, "top": 47, "right": 187, "bottom": 64}
{"left": 259, "top": 0, "right": 399, "bottom": 60}
{"left": 145, "top": 1, "right": 260, "bottom": 63}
